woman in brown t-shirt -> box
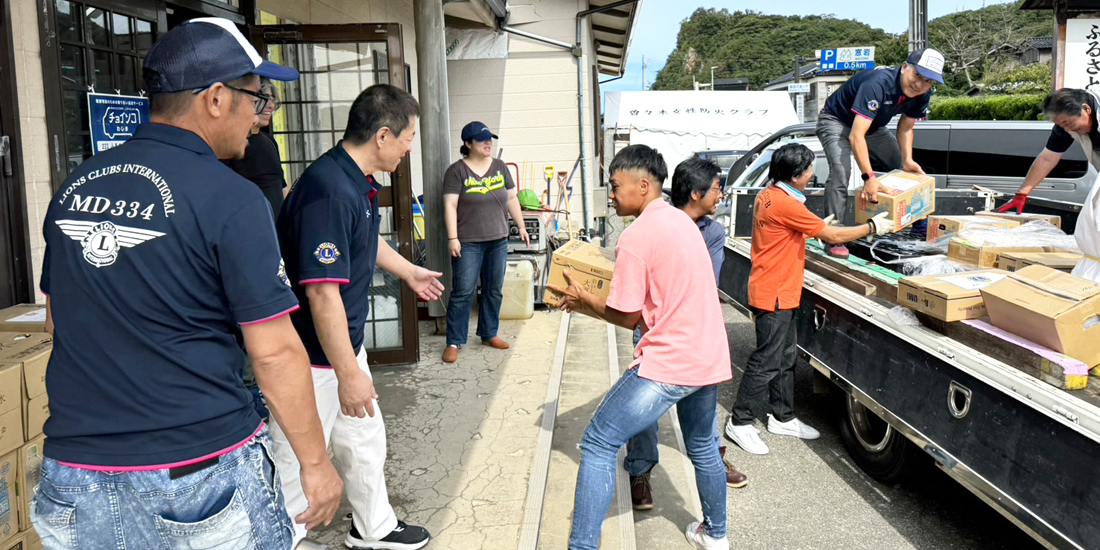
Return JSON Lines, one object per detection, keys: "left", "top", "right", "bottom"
{"left": 441, "top": 122, "right": 529, "bottom": 363}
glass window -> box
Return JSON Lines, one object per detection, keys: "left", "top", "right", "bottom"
{"left": 56, "top": 0, "right": 82, "bottom": 42}
{"left": 134, "top": 19, "right": 153, "bottom": 54}
{"left": 949, "top": 128, "right": 1088, "bottom": 179}
{"left": 92, "top": 50, "right": 112, "bottom": 90}
{"left": 112, "top": 13, "right": 133, "bottom": 51}
{"left": 738, "top": 150, "right": 774, "bottom": 187}
{"left": 117, "top": 55, "right": 136, "bottom": 94}
{"left": 59, "top": 44, "right": 86, "bottom": 87}
{"left": 84, "top": 7, "right": 109, "bottom": 46}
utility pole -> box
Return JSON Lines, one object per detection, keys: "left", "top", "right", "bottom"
{"left": 909, "top": 0, "right": 928, "bottom": 52}
{"left": 641, "top": 55, "right": 647, "bottom": 90}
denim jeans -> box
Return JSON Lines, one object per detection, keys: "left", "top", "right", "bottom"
{"left": 732, "top": 308, "right": 798, "bottom": 425}
{"left": 815, "top": 113, "right": 903, "bottom": 221}
{"left": 446, "top": 237, "right": 508, "bottom": 346}
{"left": 624, "top": 325, "right": 659, "bottom": 477}
{"left": 569, "top": 367, "right": 726, "bottom": 549}
{"left": 32, "top": 428, "right": 293, "bottom": 550}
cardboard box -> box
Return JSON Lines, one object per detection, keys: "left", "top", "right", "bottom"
{"left": 21, "top": 398, "right": 46, "bottom": 442}
{"left": 22, "top": 531, "right": 36, "bottom": 550}
{"left": 544, "top": 240, "right": 615, "bottom": 307}
{"left": 0, "top": 308, "right": 45, "bottom": 335}
{"left": 898, "top": 269, "right": 1010, "bottom": 321}
{"left": 856, "top": 170, "right": 935, "bottom": 230}
{"left": 0, "top": 534, "right": 23, "bottom": 550}
{"left": 0, "top": 334, "right": 49, "bottom": 401}
{"left": 998, "top": 252, "right": 1083, "bottom": 273}
{"left": 0, "top": 452, "right": 20, "bottom": 546}
{"left": 946, "top": 238, "right": 1056, "bottom": 268}
{"left": 926, "top": 215, "right": 1021, "bottom": 242}
{"left": 975, "top": 211, "right": 1062, "bottom": 229}
{"left": 17, "top": 436, "right": 43, "bottom": 533}
{"left": 981, "top": 265, "right": 1100, "bottom": 367}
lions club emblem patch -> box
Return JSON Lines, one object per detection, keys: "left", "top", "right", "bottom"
{"left": 867, "top": 99, "right": 880, "bottom": 112}
{"left": 314, "top": 243, "right": 341, "bottom": 265}
{"left": 278, "top": 259, "right": 291, "bottom": 287}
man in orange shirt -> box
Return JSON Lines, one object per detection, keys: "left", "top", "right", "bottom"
{"left": 725, "top": 143, "right": 897, "bottom": 455}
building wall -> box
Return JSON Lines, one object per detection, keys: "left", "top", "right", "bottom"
{"left": 447, "top": 0, "right": 599, "bottom": 232}
{"left": 257, "top": 0, "right": 425, "bottom": 192}
{"left": 11, "top": 0, "right": 52, "bottom": 304}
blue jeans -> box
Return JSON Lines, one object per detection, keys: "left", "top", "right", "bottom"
{"left": 624, "top": 326, "right": 659, "bottom": 477}
{"left": 447, "top": 237, "right": 508, "bottom": 346}
{"left": 32, "top": 429, "right": 293, "bottom": 550}
{"left": 569, "top": 367, "right": 726, "bottom": 549}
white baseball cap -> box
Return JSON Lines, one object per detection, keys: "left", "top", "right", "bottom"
{"left": 906, "top": 48, "right": 945, "bottom": 84}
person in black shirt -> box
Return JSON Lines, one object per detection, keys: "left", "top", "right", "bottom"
{"left": 225, "top": 79, "right": 287, "bottom": 218}
{"left": 998, "top": 88, "right": 1100, "bottom": 213}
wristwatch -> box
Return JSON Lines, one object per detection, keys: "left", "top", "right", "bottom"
{"left": 860, "top": 172, "right": 873, "bottom": 182}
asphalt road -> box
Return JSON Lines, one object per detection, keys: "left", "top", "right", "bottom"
{"left": 713, "top": 303, "right": 1045, "bottom": 550}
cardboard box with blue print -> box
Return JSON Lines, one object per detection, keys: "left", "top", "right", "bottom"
{"left": 17, "top": 435, "right": 44, "bottom": 535}
{"left": 855, "top": 170, "right": 935, "bottom": 230}
{"left": 544, "top": 240, "right": 616, "bottom": 307}
{"left": 0, "top": 451, "right": 21, "bottom": 547}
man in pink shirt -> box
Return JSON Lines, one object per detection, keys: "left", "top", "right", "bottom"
{"left": 549, "top": 145, "right": 731, "bottom": 550}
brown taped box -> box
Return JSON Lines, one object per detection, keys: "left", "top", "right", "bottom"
{"left": 997, "top": 252, "right": 1083, "bottom": 273}
{"left": 0, "top": 366, "right": 22, "bottom": 458}
{"left": 17, "top": 436, "right": 43, "bottom": 534}
{"left": 946, "top": 238, "right": 1057, "bottom": 268}
{"left": 0, "top": 308, "right": 45, "bottom": 335}
{"left": 0, "top": 334, "right": 49, "bottom": 401}
{"left": 855, "top": 170, "right": 935, "bottom": 230}
{"left": 0, "top": 534, "right": 22, "bottom": 550}
{"left": 975, "top": 211, "right": 1062, "bottom": 229}
{"left": 0, "top": 451, "right": 20, "bottom": 547}
{"left": 898, "top": 269, "right": 1010, "bottom": 321}
{"left": 544, "top": 240, "right": 615, "bottom": 307}
{"left": 21, "top": 531, "right": 35, "bottom": 550}
{"left": 925, "top": 215, "right": 1020, "bottom": 242}
{"left": 980, "top": 265, "right": 1100, "bottom": 367}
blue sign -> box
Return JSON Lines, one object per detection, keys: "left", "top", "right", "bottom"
{"left": 820, "top": 47, "right": 876, "bottom": 72}
{"left": 88, "top": 93, "right": 150, "bottom": 155}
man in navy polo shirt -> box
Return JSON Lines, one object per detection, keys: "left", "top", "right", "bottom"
{"left": 816, "top": 47, "right": 944, "bottom": 258}
{"left": 34, "top": 18, "right": 342, "bottom": 550}
{"left": 275, "top": 84, "right": 444, "bottom": 550}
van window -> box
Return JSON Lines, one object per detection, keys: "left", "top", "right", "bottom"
{"left": 738, "top": 150, "right": 774, "bottom": 187}
{"left": 948, "top": 128, "right": 1088, "bottom": 179}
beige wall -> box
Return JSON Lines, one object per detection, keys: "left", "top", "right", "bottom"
{"left": 11, "top": 0, "right": 52, "bottom": 304}
{"left": 447, "top": 0, "right": 600, "bottom": 232}
{"left": 257, "top": 0, "right": 425, "bottom": 191}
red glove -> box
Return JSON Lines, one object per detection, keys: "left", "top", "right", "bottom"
{"left": 996, "top": 193, "right": 1028, "bottom": 214}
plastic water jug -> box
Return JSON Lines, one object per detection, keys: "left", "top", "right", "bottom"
{"left": 500, "top": 260, "right": 534, "bottom": 320}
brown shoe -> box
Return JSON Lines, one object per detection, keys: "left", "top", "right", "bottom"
{"left": 442, "top": 346, "right": 458, "bottom": 363}
{"left": 630, "top": 473, "right": 653, "bottom": 510}
{"left": 482, "top": 337, "right": 510, "bottom": 350}
{"left": 720, "top": 446, "right": 748, "bottom": 488}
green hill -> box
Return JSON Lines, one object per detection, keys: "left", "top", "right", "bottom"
{"left": 651, "top": 1, "right": 1051, "bottom": 94}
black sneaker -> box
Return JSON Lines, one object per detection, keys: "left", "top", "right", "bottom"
{"left": 345, "top": 520, "right": 430, "bottom": 550}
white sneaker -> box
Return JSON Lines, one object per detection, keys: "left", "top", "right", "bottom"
{"left": 685, "top": 521, "right": 730, "bottom": 550}
{"left": 724, "top": 419, "right": 769, "bottom": 455}
{"left": 767, "top": 414, "right": 821, "bottom": 440}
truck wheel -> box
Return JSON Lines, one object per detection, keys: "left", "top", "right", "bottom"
{"left": 838, "top": 393, "right": 916, "bottom": 483}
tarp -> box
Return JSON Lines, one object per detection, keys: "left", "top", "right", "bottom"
{"left": 603, "top": 91, "right": 800, "bottom": 166}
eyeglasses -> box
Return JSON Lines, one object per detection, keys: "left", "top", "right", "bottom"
{"left": 193, "top": 83, "right": 271, "bottom": 115}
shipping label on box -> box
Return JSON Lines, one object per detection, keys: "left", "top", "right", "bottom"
{"left": 544, "top": 240, "right": 616, "bottom": 307}
{"left": 926, "top": 215, "right": 1020, "bottom": 242}
{"left": 980, "top": 265, "right": 1100, "bottom": 367}
{"left": 22, "top": 396, "right": 46, "bottom": 442}
{"left": 0, "top": 307, "right": 45, "bottom": 335}
{"left": 856, "top": 170, "right": 935, "bottom": 230}
{"left": 17, "top": 436, "right": 44, "bottom": 533}
{"left": 898, "top": 269, "right": 1008, "bottom": 321}
{"left": 0, "top": 335, "right": 49, "bottom": 401}
{"left": 975, "top": 211, "right": 1062, "bottom": 229}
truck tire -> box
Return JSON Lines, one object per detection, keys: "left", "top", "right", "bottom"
{"left": 838, "top": 393, "right": 916, "bottom": 483}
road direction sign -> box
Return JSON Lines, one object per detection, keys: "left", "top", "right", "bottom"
{"left": 787, "top": 83, "right": 811, "bottom": 94}
{"left": 820, "top": 47, "right": 876, "bottom": 71}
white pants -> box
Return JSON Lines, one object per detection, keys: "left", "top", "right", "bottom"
{"left": 270, "top": 348, "right": 398, "bottom": 545}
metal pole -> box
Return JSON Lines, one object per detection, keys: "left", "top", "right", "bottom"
{"left": 909, "top": 0, "right": 928, "bottom": 52}
{"left": 414, "top": 0, "right": 452, "bottom": 318}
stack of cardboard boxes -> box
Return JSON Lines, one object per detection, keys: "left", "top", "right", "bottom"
{"left": 0, "top": 306, "right": 50, "bottom": 550}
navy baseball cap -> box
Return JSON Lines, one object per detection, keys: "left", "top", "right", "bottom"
{"left": 906, "top": 48, "right": 945, "bottom": 84}
{"left": 461, "top": 121, "right": 498, "bottom": 142}
{"left": 143, "top": 17, "right": 299, "bottom": 93}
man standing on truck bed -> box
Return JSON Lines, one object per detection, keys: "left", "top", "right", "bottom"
{"left": 816, "top": 48, "right": 944, "bottom": 258}
{"left": 998, "top": 88, "right": 1100, "bottom": 283}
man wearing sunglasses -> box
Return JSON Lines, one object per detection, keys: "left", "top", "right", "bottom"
{"left": 35, "top": 17, "right": 342, "bottom": 549}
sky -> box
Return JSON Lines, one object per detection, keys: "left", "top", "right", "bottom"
{"left": 602, "top": 0, "right": 1020, "bottom": 95}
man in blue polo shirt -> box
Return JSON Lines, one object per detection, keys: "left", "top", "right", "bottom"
{"left": 275, "top": 83, "right": 444, "bottom": 550}
{"left": 816, "top": 48, "right": 944, "bottom": 258}
{"left": 34, "top": 18, "right": 342, "bottom": 549}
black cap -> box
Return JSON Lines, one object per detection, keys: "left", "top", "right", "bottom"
{"left": 143, "top": 17, "right": 299, "bottom": 93}
{"left": 461, "top": 121, "right": 498, "bottom": 142}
